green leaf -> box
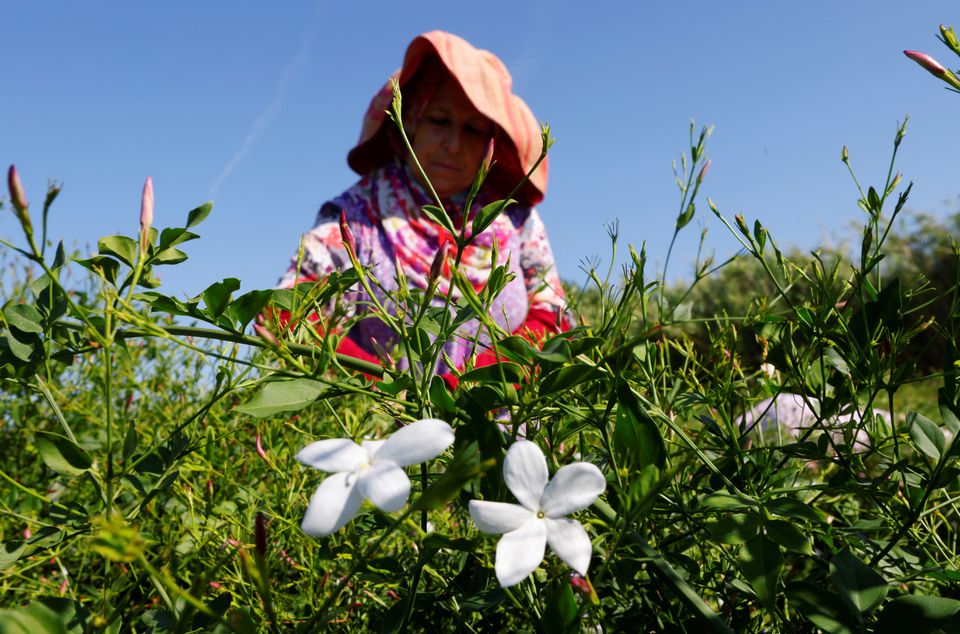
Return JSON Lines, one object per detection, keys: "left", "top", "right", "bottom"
{"left": 675, "top": 201, "right": 695, "bottom": 230}
{"left": 765, "top": 519, "right": 812, "bottom": 554}
{"left": 613, "top": 384, "right": 666, "bottom": 470}
{"left": 875, "top": 595, "right": 960, "bottom": 634}
{"left": 35, "top": 431, "right": 92, "bottom": 477}
{"left": 201, "top": 278, "right": 241, "bottom": 319}
{"left": 706, "top": 513, "right": 760, "bottom": 544}
{"left": 538, "top": 364, "right": 601, "bottom": 396}
{"left": 4, "top": 329, "right": 35, "bottom": 362}
{"left": 472, "top": 199, "right": 515, "bottom": 236}
{"left": 541, "top": 580, "right": 578, "bottom": 634}
{"left": 459, "top": 362, "right": 525, "bottom": 384}
{"left": 157, "top": 227, "right": 199, "bottom": 250}
{"left": 153, "top": 246, "right": 188, "bottom": 265}
{"left": 186, "top": 201, "right": 213, "bottom": 228}
{"left": 222, "top": 289, "right": 273, "bottom": 331}
{"left": 97, "top": 235, "right": 137, "bottom": 266}
{"left": 420, "top": 205, "right": 456, "bottom": 236}
{"left": 938, "top": 388, "right": 960, "bottom": 435}
{"left": 3, "top": 304, "right": 44, "bottom": 334}
{"left": 740, "top": 535, "right": 782, "bottom": 612}
{"left": 907, "top": 412, "right": 944, "bottom": 461}
{"left": 785, "top": 582, "right": 856, "bottom": 634}
{"left": 73, "top": 256, "right": 120, "bottom": 285}
{"left": 830, "top": 548, "right": 888, "bottom": 616}
{"left": 236, "top": 378, "right": 327, "bottom": 418}
{"left": 700, "top": 491, "right": 760, "bottom": 510}
{"left": 765, "top": 496, "right": 821, "bottom": 522}
{"left": 0, "top": 541, "right": 27, "bottom": 571}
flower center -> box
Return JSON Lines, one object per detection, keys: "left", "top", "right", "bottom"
{"left": 537, "top": 510, "right": 545, "bottom": 519}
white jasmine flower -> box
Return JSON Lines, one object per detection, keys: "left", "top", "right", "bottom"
{"left": 468, "top": 440, "right": 606, "bottom": 587}
{"left": 297, "top": 418, "right": 454, "bottom": 537}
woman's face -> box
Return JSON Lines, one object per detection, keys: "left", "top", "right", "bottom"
{"left": 407, "top": 78, "right": 493, "bottom": 199}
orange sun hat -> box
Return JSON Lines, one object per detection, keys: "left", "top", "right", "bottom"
{"left": 347, "top": 31, "right": 548, "bottom": 207}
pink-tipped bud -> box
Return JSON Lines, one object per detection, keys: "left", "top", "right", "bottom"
{"left": 139, "top": 176, "right": 154, "bottom": 251}
{"left": 7, "top": 165, "right": 31, "bottom": 232}
{"left": 569, "top": 574, "right": 599, "bottom": 605}
{"left": 254, "top": 512, "right": 267, "bottom": 559}
{"left": 697, "top": 159, "right": 712, "bottom": 185}
{"left": 256, "top": 432, "right": 268, "bottom": 460}
{"left": 429, "top": 242, "right": 449, "bottom": 281}
{"left": 7, "top": 165, "right": 28, "bottom": 214}
{"left": 339, "top": 210, "right": 356, "bottom": 253}
{"left": 482, "top": 138, "right": 495, "bottom": 172}
{"left": 254, "top": 324, "right": 280, "bottom": 347}
{"left": 904, "top": 49, "right": 947, "bottom": 75}
{"left": 369, "top": 336, "right": 394, "bottom": 370}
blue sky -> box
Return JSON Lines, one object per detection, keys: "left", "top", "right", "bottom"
{"left": 4, "top": 2, "right": 957, "bottom": 300}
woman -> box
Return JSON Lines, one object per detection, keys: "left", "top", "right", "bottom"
{"left": 279, "top": 31, "right": 567, "bottom": 375}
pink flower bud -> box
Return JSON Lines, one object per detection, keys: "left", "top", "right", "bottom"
{"left": 7, "top": 165, "right": 31, "bottom": 232}
{"left": 339, "top": 209, "right": 356, "bottom": 253}
{"left": 7, "top": 165, "right": 28, "bottom": 215}
{"left": 904, "top": 49, "right": 947, "bottom": 75}
{"left": 254, "top": 324, "right": 280, "bottom": 347}
{"left": 140, "top": 177, "right": 154, "bottom": 232}
{"left": 482, "top": 138, "right": 495, "bottom": 172}
{"left": 369, "top": 336, "right": 394, "bottom": 370}
{"left": 429, "top": 242, "right": 449, "bottom": 281}
{"left": 256, "top": 432, "right": 268, "bottom": 460}
{"left": 697, "top": 159, "right": 711, "bottom": 185}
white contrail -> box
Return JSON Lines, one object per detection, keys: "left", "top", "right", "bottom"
{"left": 209, "top": 2, "right": 324, "bottom": 197}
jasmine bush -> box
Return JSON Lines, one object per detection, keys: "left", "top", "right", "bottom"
{"left": 2, "top": 38, "right": 960, "bottom": 632}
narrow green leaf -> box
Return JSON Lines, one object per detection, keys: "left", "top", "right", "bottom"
{"left": 35, "top": 431, "right": 92, "bottom": 477}
{"left": 420, "top": 205, "right": 456, "bottom": 236}
{"left": 472, "top": 198, "right": 515, "bottom": 236}
{"left": 153, "top": 247, "right": 188, "bottom": 265}
{"left": 459, "top": 362, "right": 525, "bottom": 384}
{"left": 236, "top": 378, "right": 327, "bottom": 418}
{"left": 907, "top": 412, "right": 944, "bottom": 461}
{"left": 186, "top": 201, "right": 213, "bottom": 228}
{"left": 700, "top": 491, "right": 760, "bottom": 510}
{"left": 765, "top": 496, "right": 821, "bottom": 522}
{"left": 614, "top": 384, "right": 666, "bottom": 469}
{"left": 73, "top": 256, "right": 120, "bottom": 285}
{"left": 538, "top": 364, "right": 601, "bottom": 395}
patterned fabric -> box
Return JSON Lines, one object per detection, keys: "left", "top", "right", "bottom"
{"left": 279, "top": 161, "right": 566, "bottom": 373}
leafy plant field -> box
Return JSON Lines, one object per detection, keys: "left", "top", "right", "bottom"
{"left": 3, "top": 60, "right": 960, "bottom": 632}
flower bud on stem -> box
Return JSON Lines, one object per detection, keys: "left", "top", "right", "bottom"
{"left": 7, "top": 165, "right": 32, "bottom": 236}
{"left": 139, "top": 177, "right": 154, "bottom": 253}
{"left": 904, "top": 50, "right": 960, "bottom": 90}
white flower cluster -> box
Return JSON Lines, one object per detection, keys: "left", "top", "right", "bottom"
{"left": 296, "top": 420, "right": 606, "bottom": 587}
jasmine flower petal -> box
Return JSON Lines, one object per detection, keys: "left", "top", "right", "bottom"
{"left": 358, "top": 460, "right": 410, "bottom": 512}
{"left": 496, "top": 519, "right": 547, "bottom": 587}
{"left": 469, "top": 500, "right": 535, "bottom": 534}
{"left": 540, "top": 462, "right": 606, "bottom": 517}
{"left": 503, "top": 440, "right": 548, "bottom": 510}
{"left": 545, "top": 517, "right": 593, "bottom": 575}
{"left": 296, "top": 438, "right": 367, "bottom": 472}
{"left": 375, "top": 418, "right": 455, "bottom": 467}
{"left": 301, "top": 471, "right": 364, "bottom": 537}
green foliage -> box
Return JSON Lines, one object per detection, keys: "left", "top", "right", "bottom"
{"left": 3, "top": 107, "right": 960, "bottom": 634}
